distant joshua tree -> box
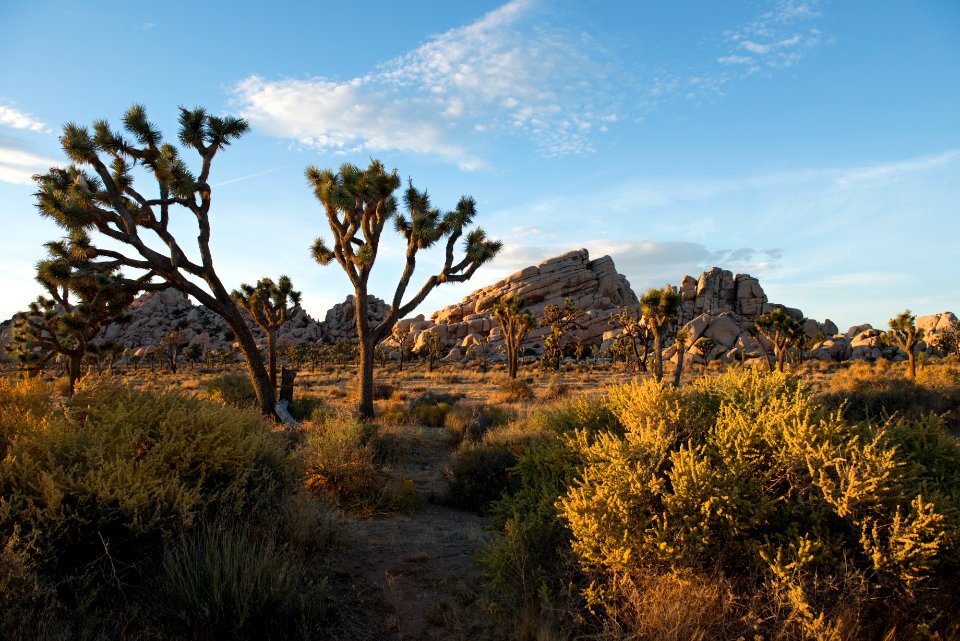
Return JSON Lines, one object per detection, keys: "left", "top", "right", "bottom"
{"left": 672, "top": 328, "right": 689, "bottom": 388}
{"left": 8, "top": 232, "right": 134, "bottom": 395}
{"left": 307, "top": 160, "right": 501, "bottom": 419}
{"left": 32, "top": 105, "right": 281, "bottom": 416}
{"left": 886, "top": 309, "right": 925, "bottom": 379}
{"left": 391, "top": 323, "right": 414, "bottom": 372}
{"left": 639, "top": 287, "right": 680, "bottom": 383}
{"left": 233, "top": 275, "right": 301, "bottom": 392}
{"left": 420, "top": 332, "right": 444, "bottom": 372}
{"left": 539, "top": 298, "right": 585, "bottom": 372}
{"left": 493, "top": 295, "right": 535, "bottom": 380}
{"left": 754, "top": 308, "right": 807, "bottom": 373}
{"left": 930, "top": 322, "right": 960, "bottom": 358}
{"left": 609, "top": 305, "right": 652, "bottom": 373}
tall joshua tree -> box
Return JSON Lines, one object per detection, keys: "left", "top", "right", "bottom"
{"left": 8, "top": 231, "right": 134, "bottom": 395}
{"left": 640, "top": 287, "right": 680, "bottom": 383}
{"left": 493, "top": 295, "right": 535, "bottom": 380}
{"left": 886, "top": 309, "right": 925, "bottom": 379}
{"left": 610, "top": 305, "right": 652, "bottom": 373}
{"left": 308, "top": 160, "right": 501, "bottom": 419}
{"left": 32, "top": 104, "right": 279, "bottom": 416}
{"left": 233, "top": 276, "right": 301, "bottom": 392}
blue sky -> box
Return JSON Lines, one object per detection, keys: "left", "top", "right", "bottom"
{"left": 1, "top": 0, "right": 957, "bottom": 330}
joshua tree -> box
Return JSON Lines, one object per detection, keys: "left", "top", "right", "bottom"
{"left": 755, "top": 308, "right": 807, "bottom": 373}
{"left": 8, "top": 232, "right": 134, "bottom": 394}
{"left": 391, "top": 323, "right": 414, "bottom": 372}
{"left": 539, "top": 298, "right": 585, "bottom": 372}
{"left": 32, "top": 105, "right": 281, "bottom": 416}
{"left": 307, "top": 160, "right": 501, "bottom": 418}
{"left": 694, "top": 336, "right": 716, "bottom": 370}
{"left": 493, "top": 295, "right": 536, "bottom": 380}
{"left": 886, "top": 309, "right": 925, "bottom": 379}
{"left": 232, "top": 275, "right": 301, "bottom": 392}
{"left": 672, "top": 328, "right": 689, "bottom": 388}
{"left": 609, "top": 305, "right": 652, "bottom": 373}
{"left": 466, "top": 334, "right": 492, "bottom": 373}
{"left": 420, "top": 332, "right": 444, "bottom": 372}
{"left": 158, "top": 330, "right": 187, "bottom": 373}
{"left": 930, "top": 322, "right": 960, "bottom": 358}
{"left": 639, "top": 287, "right": 680, "bottom": 383}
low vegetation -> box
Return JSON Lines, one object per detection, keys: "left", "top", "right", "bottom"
{"left": 0, "top": 355, "right": 957, "bottom": 640}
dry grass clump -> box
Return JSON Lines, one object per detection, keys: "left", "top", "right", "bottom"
{"left": 492, "top": 378, "right": 535, "bottom": 403}
{"left": 302, "top": 417, "right": 421, "bottom": 516}
{"left": 444, "top": 402, "right": 513, "bottom": 443}
{"left": 200, "top": 371, "right": 258, "bottom": 408}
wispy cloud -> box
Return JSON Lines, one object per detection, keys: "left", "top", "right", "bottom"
{"left": 234, "top": 0, "right": 619, "bottom": 167}
{"left": 233, "top": 0, "right": 825, "bottom": 169}
{"left": 0, "top": 144, "right": 60, "bottom": 185}
{"left": 0, "top": 105, "right": 52, "bottom": 134}
{"left": 719, "top": 0, "right": 822, "bottom": 72}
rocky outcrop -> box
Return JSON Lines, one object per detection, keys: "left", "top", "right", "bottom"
{"left": 96, "top": 289, "right": 328, "bottom": 358}
{"left": 318, "top": 294, "right": 390, "bottom": 342}
{"left": 380, "top": 249, "right": 638, "bottom": 360}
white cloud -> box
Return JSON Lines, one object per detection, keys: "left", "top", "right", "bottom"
{"left": 0, "top": 144, "right": 60, "bottom": 185}
{"left": 0, "top": 105, "right": 51, "bottom": 134}
{"left": 233, "top": 0, "right": 620, "bottom": 166}
{"left": 722, "top": 0, "right": 821, "bottom": 71}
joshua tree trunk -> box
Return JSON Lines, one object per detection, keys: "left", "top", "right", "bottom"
{"left": 268, "top": 329, "right": 278, "bottom": 392}
{"left": 651, "top": 330, "right": 664, "bottom": 382}
{"left": 355, "top": 288, "right": 377, "bottom": 420}
{"left": 673, "top": 342, "right": 686, "bottom": 388}
{"left": 68, "top": 350, "right": 82, "bottom": 397}
{"left": 221, "top": 305, "right": 276, "bottom": 416}
{"left": 906, "top": 351, "right": 917, "bottom": 379}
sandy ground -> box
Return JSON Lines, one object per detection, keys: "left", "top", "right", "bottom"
{"left": 322, "top": 422, "right": 497, "bottom": 641}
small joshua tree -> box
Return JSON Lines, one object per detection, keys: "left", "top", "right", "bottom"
{"left": 391, "top": 323, "right": 414, "bottom": 372}
{"left": 308, "top": 160, "right": 501, "bottom": 418}
{"left": 539, "top": 298, "right": 586, "bottom": 372}
{"left": 639, "top": 287, "right": 680, "bottom": 383}
{"left": 886, "top": 309, "right": 925, "bottom": 379}
{"left": 8, "top": 232, "right": 134, "bottom": 394}
{"left": 755, "top": 308, "right": 807, "bottom": 373}
{"left": 493, "top": 295, "right": 535, "bottom": 380}
{"left": 232, "top": 275, "right": 301, "bottom": 392}
{"left": 420, "top": 331, "right": 444, "bottom": 372}
{"left": 930, "top": 322, "right": 960, "bottom": 358}
{"left": 609, "top": 305, "right": 652, "bottom": 373}
{"left": 158, "top": 329, "right": 187, "bottom": 374}
{"left": 466, "top": 334, "right": 492, "bottom": 373}
{"left": 694, "top": 336, "right": 716, "bottom": 370}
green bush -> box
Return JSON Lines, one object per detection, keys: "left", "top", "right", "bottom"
{"left": 444, "top": 402, "right": 512, "bottom": 443}
{"left": 200, "top": 372, "right": 257, "bottom": 409}
{"left": 558, "top": 369, "right": 960, "bottom": 638}
{"left": 444, "top": 443, "right": 518, "bottom": 513}
{"left": 302, "top": 418, "right": 420, "bottom": 515}
{"left": 0, "top": 381, "right": 294, "bottom": 585}
{"left": 410, "top": 401, "right": 452, "bottom": 427}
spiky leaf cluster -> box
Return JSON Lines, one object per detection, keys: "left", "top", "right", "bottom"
{"left": 307, "top": 160, "right": 502, "bottom": 345}
{"left": 232, "top": 275, "right": 301, "bottom": 334}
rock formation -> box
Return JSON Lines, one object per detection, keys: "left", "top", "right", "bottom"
{"left": 386, "top": 249, "right": 638, "bottom": 360}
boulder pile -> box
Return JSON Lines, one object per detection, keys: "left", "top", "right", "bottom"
{"left": 388, "top": 249, "right": 638, "bottom": 361}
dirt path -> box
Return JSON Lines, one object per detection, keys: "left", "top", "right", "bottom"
{"left": 324, "top": 425, "right": 496, "bottom": 641}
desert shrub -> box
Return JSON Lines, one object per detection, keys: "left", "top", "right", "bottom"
{"left": 821, "top": 361, "right": 960, "bottom": 427}
{"left": 288, "top": 395, "right": 326, "bottom": 421}
{"left": 157, "top": 520, "right": 306, "bottom": 640}
{"left": 0, "top": 381, "right": 294, "bottom": 587}
{"left": 493, "top": 378, "right": 534, "bottom": 403}
{"left": 281, "top": 492, "right": 340, "bottom": 552}
{"left": 410, "top": 402, "right": 452, "bottom": 427}
{"left": 200, "top": 372, "right": 257, "bottom": 409}
{"left": 481, "top": 394, "right": 622, "bottom": 637}
{"left": 444, "top": 442, "right": 518, "bottom": 513}
{"left": 444, "top": 402, "right": 513, "bottom": 443}
{"left": 0, "top": 377, "right": 50, "bottom": 458}
{"left": 302, "top": 418, "right": 419, "bottom": 515}
{"left": 408, "top": 390, "right": 463, "bottom": 409}
{"left": 544, "top": 380, "right": 570, "bottom": 400}
{"left": 558, "top": 369, "right": 960, "bottom": 638}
